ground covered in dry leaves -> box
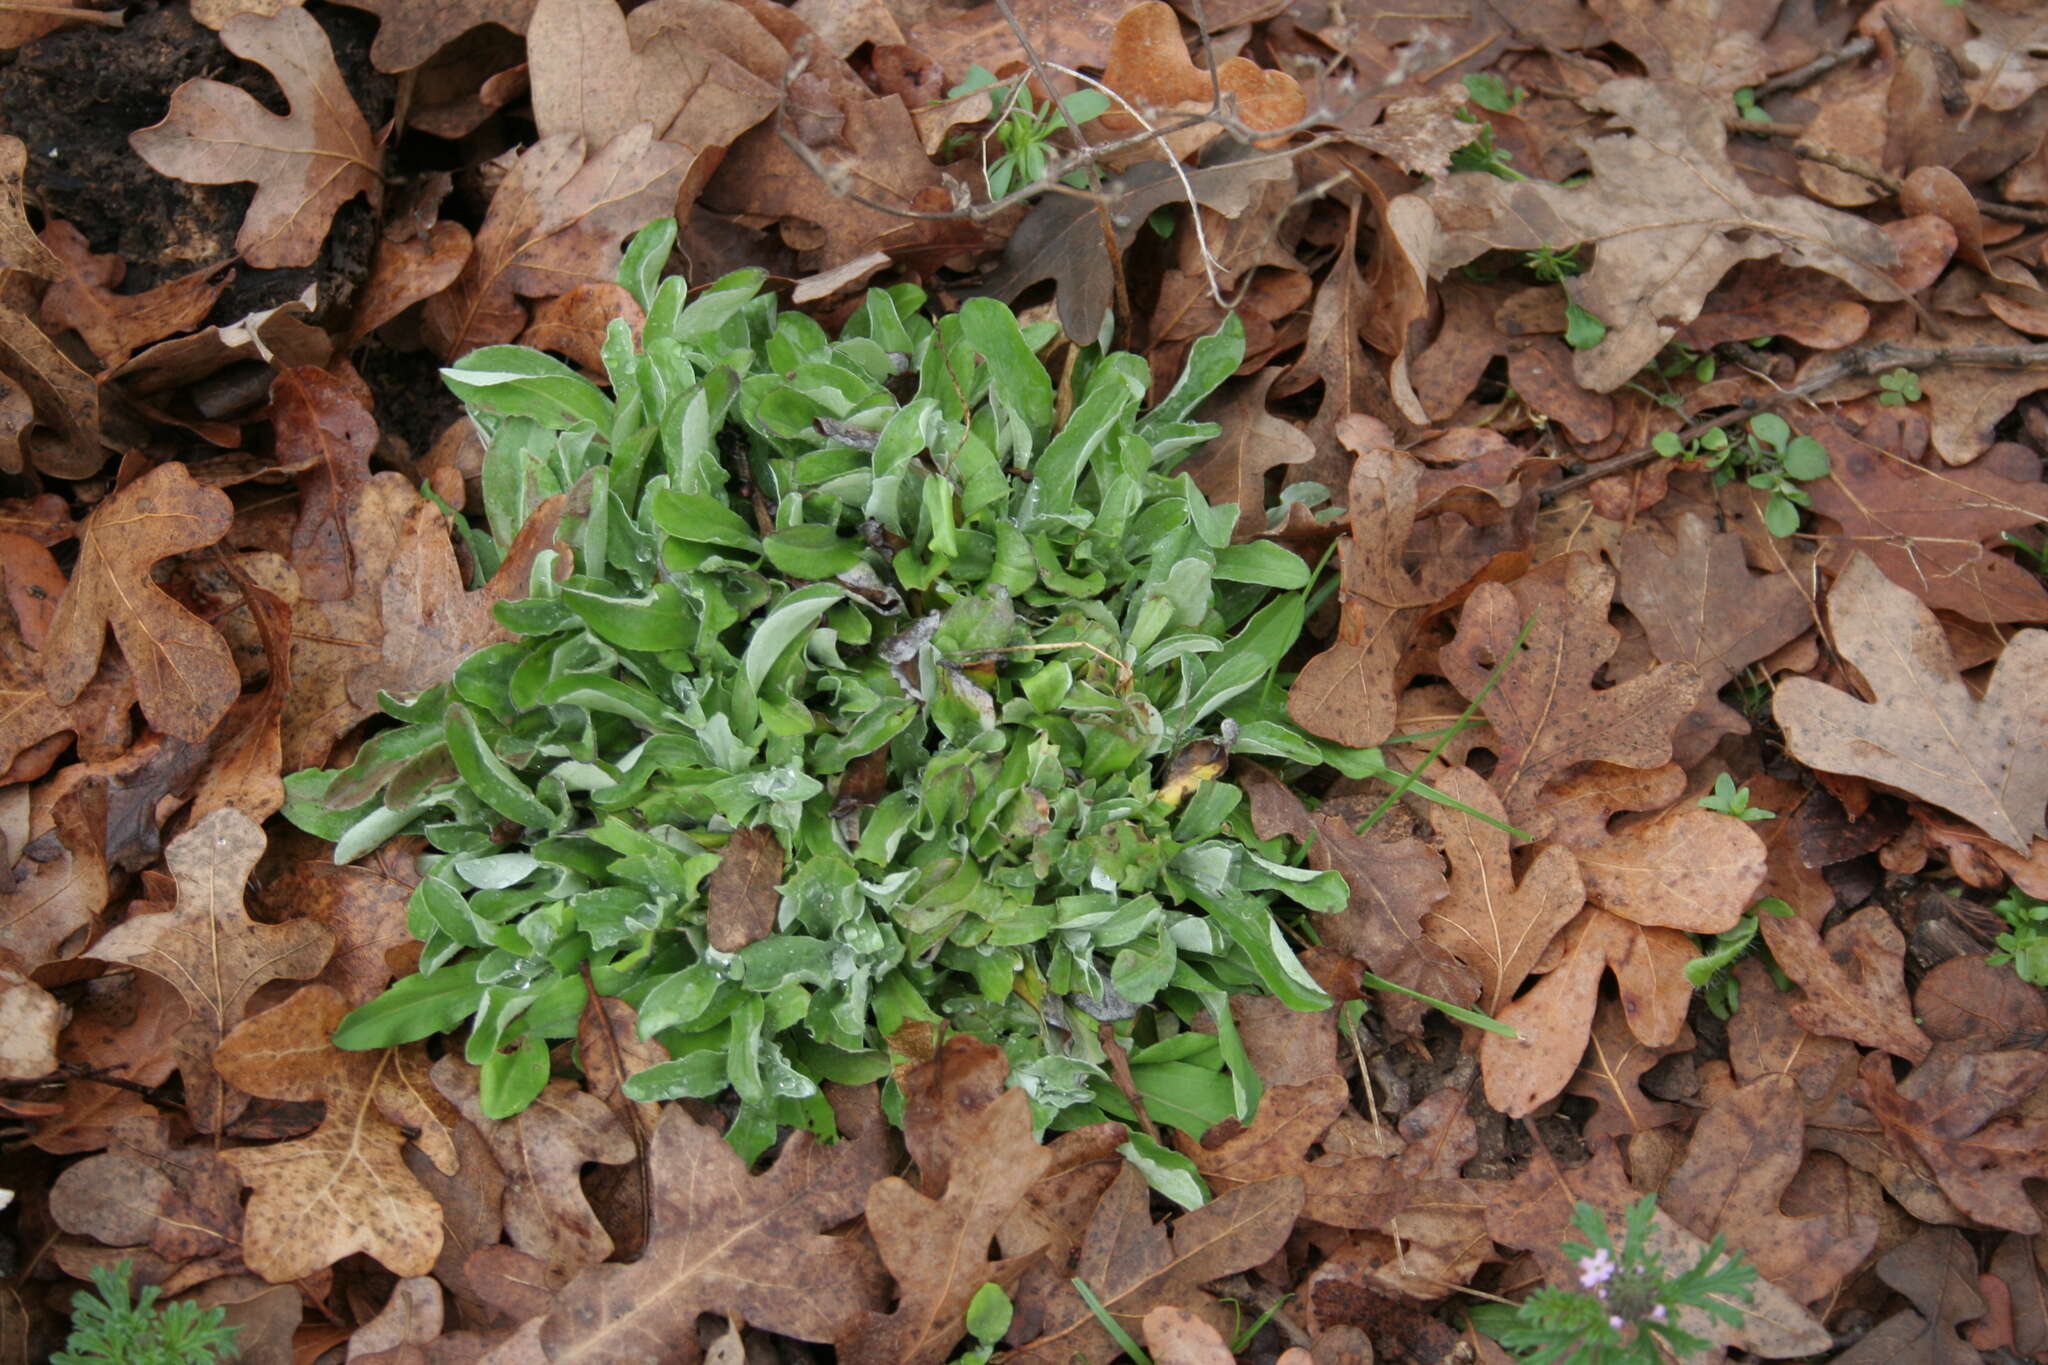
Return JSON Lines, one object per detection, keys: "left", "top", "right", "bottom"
{"left": 3, "top": 0, "right": 2048, "bottom": 1361}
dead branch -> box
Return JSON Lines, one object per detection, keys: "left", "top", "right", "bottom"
{"left": 1756, "top": 36, "right": 1875, "bottom": 98}
{"left": 1544, "top": 341, "right": 2048, "bottom": 500}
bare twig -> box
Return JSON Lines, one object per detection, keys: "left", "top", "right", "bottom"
{"left": 1756, "top": 35, "right": 1876, "bottom": 97}
{"left": 0, "top": 1, "right": 121, "bottom": 25}
{"left": 1097, "top": 1023, "right": 1160, "bottom": 1145}
{"left": 1730, "top": 119, "right": 2048, "bottom": 224}
{"left": 1544, "top": 341, "right": 2048, "bottom": 500}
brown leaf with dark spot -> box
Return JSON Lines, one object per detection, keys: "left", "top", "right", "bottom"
{"left": 267, "top": 841, "right": 418, "bottom": 1006}
{"left": 1422, "top": 765, "right": 1584, "bottom": 1017}
{"left": 0, "top": 135, "right": 60, "bottom": 278}
{"left": 213, "top": 983, "right": 458, "bottom": 1280}
{"left": 348, "top": 221, "right": 474, "bottom": 347}
{"left": 272, "top": 367, "right": 378, "bottom": 602}
{"left": 38, "top": 220, "right": 230, "bottom": 369}
{"left": 1662, "top": 1074, "right": 1877, "bottom": 1303}
{"left": 1764, "top": 901, "right": 1930, "bottom": 1066}
{"left": 1441, "top": 553, "right": 1700, "bottom": 827}
{"left": 128, "top": 9, "right": 382, "bottom": 269}
{"left": 87, "top": 809, "right": 332, "bottom": 1131}
{"left": 841, "top": 1086, "right": 1051, "bottom": 1365}
{"left": 41, "top": 463, "right": 239, "bottom": 743}
{"left": 705, "top": 825, "right": 784, "bottom": 954}
{"left": 491, "top": 1091, "right": 892, "bottom": 1357}
{"left": 1006, "top": 1165, "right": 1304, "bottom": 1365}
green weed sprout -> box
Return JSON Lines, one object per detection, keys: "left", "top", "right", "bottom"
{"left": 1987, "top": 888, "right": 2048, "bottom": 986}
{"left": 53, "top": 1261, "right": 239, "bottom": 1365}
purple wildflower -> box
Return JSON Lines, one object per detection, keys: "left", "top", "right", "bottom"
{"left": 1577, "top": 1247, "right": 1617, "bottom": 1290}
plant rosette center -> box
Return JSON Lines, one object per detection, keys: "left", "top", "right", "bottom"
{"left": 287, "top": 221, "right": 1402, "bottom": 1159}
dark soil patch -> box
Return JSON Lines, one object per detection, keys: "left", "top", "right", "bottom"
{"left": 0, "top": 0, "right": 393, "bottom": 326}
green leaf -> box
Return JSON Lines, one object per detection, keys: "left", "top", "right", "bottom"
{"left": 334, "top": 963, "right": 487, "bottom": 1049}
{"left": 1562, "top": 301, "right": 1607, "bottom": 350}
{"left": 444, "top": 347, "right": 614, "bottom": 431}
{"left": 1463, "top": 72, "right": 1523, "bottom": 112}
{"left": 965, "top": 1283, "right": 1015, "bottom": 1344}
{"left": 959, "top": 296, "right": 1053, "bottom": 436}
{"left": 1118, "top": 1132, "right": 1211, "bottom": 1210}
{"left": 480, "top": 1033, "right": 552, "bottom": 1119}
{"left": 762, "top": 524, "right": 866, "bottom": 579}
{"left": 444, "top": 703, "right": 554, "bottom": 829}
{"left": 616, "top": 217, "right": 677, "bottom": 312}
{"left": 1780, "top": 434, "right": 1831, "bottom": 481}
{"left": 1747, "top": 411, "right": 1791, "bottom": 449}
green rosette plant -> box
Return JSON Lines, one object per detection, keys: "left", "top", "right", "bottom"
{"left": 288, "top": 219, "right": 1479, "bottom": 1159}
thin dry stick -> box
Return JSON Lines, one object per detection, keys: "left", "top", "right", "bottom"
{"left": 0, "top": 2, "right": 121, "bottom": 24}
{"left": 1756, "top": 35, "right": 1876, "bottom": 97}
{"left": 1545, "top": 341, "right": 2048, "bottom": 500}
{"left": 1096, "top": 1023, "right": 1161, "bottom": 1145}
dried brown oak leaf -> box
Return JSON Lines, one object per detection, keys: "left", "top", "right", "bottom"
{"left": 1439, "top": 552, "right": 1699, "bottom": 829}
{"left": 213, "top": 982, "right": 459, "bottom": 1282}
{"left": 347, "top": 491, "right": 567, "bottom": 708}
{"left": 1478, "top": 908, "right": 1695, "bottom": 1119}
{"left": 1662, "top": 1074, "right": 1877, "bottom": 1304}
{"left": 0, "top": 584, "right": 132, "bottom": 782}
{"left": 1858, "top": 1047, "right": 2048, "bottom": 1234}
{"left": 1240, "top": 765, "right": 1478, "bottom": 1034}
{"left": 1529, "top": 763, "right": 1764, "bottom": 934}
{"left": 981, "top": 156, "right": 1294, "bottom": 345}
{"left": 1005, "top": 1164, "right": 1304, "bottom": 1365}
{"left": 1099, "top": 1, "right": 1306, "bottom": 162}
{"left": 1488, "top": 1141, "right": 1833, "bottom": 1360}
{"left": 130, "top": 8, "right": 382, "bottom": 270}
{"left": 1184, "top": 370, "right": 1320, "bottom": 545}
{"left": 1832, "top": 1227, "right": 1987, "bottom": 1365}
{"left": 1615, "top": 513, "right": 1811, "bottom": 756}
{"left": 421, "top": 127, "right": 689, "bottom": 356}
{"left": 1421, "top": 765, "right": 1584, "bottom": 1018}
{"left": 484, "top": 1098, "right": 892, "bottom": 1362}
{"left": 38, "top": 220, "right": 230, "bottom": 370}
{"left": 1761, "top": 902, "right": 1932, "bottom": 1062}
{"left": 86, "top": 808, "right": 332, "bottom": 1133}
{"left": 1385, "top": 78, "right": 1900, "bottom": 409}
{"left": 525, "top": 0, "right": 779, "bottom": 155}
{"left": 40, "top": 459, "right": 239, "bottom": 745}
{"left": 839, "top": 1087, "right": 1053, "bottom": 1365}
{"left": 272, "top": 366, "right": 378, "bottom": 603}
{"left": 434, "top": 1056, "right": 634, "bottom": 1277}
{"left": 328, "top": 0, "right": 537, "bottom": 72}
{"left": 705, "top": 825, "right": 783, "bottom": 953}
{"left": 1564, "top": 997, "right": 1687, "bottom": 1141}
{"left": 1774, "top": 553, "right": 2048, "bottom": 853}
{"left": 1283, "top": 446, "right": 1434, "bottom": 748}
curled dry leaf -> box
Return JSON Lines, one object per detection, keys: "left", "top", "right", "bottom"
{"left": 1661, "top": 1074, "right": 1877, "bottom": 1304}
{"left": 86, "top": 808, "right": 333, "bottom": 1131}
{"left": 1857, "top": 1048, "right": 2048, "bottom": 1234}
{"left": 1440, "top": 552, "right": 1700, "bottom": 828}
{"left": 272, "top": 367, "right": 377, "bottom": 603}
{"left": 1100, "top": 1, "right": 1307, "bottom": 160}
{"left": 129, "top": 8, "right": 382, "bottom": 270}
{"left": 37, "top": 220, "right": 230, "bottom": 370}
{"left": 213, "top": 983, "right": 459, "bottom": 1281}
{"left": 1774, "top": 554, "right": 2048, "bottom": 853}
{"left": 40, "top": 463, "right": 239, "bottom": 743}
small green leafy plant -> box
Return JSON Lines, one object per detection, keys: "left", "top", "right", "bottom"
{"left": 1562, "top": 301, "right": 1607, "bottom": 350}
{"left": 1684, "top": 897, "right": 1794, "bottom": 1021}
{"left": 1877, "top": 367, "right": 1922, "bottom": 406}
{"left": 1986, "top": 888, "right": 2048, "bottom": 986}
{"left": 1472, "top": 1197, "right": 1757, "bottom": 1364}
{"left": 1696, "top": 774, "right": 1773, "bottom": 822}
{"left": 1731, "top": 87, "right": 1770, "bottom": 124}
{"left": 54, "top": 1261, "right": 239, "bottom": 1365}
{"left": 950, "top": 1283, "right": 1012, "bottom": 1365}
{"left": 1524, "top": 244, "right": 1583, "bottom": 283}
{"left": 291, "top": 218, "right": 1500, "bottom": 1156}
{"left": 1651, "top": 412, "right": 1830, "bottom": 536}
{"left": 1463, "top": 73, "right": 1527, "bottom": 113}
{"left": 947, "top": 65, "right": 1110, "bottom": 199}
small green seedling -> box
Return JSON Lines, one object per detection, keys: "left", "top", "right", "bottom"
{"left": 950, "top": 1283, "right": 1013, "bottom": 1365}
{"left": 1464, "top": 73, "right": 1528, "bottom": 113}
{"left": 947, "top": 65, "right": 1110, "bottom": 199}
{"left": 1987, "top": 888, "right": 2048, "bottom": 987}
{"left": 1684, "top": 898, "right": 1795, "bottom": 1020}
{"left": 54, "top": 1261, "right": 240, "bottom": 1365}
{"left": 2005, "top": 530, "right": 2048, "bottom": 576}
{"left": 1525, "top": 244, "right": 1583, "bottom": 283}
{"left": 1651, "top": 412, "right": 1830, "bottom": 537}
{"left": 1471, "top": 1196, "right": 1758, "bottom": 1364}
{"left": 1731, "top": 87, "right": 1771, "bottom": 123}
{"left": 1697, "top": 774, "right": 1773, "bottom": 822}
{"left": 1449, "top": 120, "right": 1527, "bottom": 181}
{"left": 1563, "top": 301, "right": 1607, "bottom": 350}
{"left": 1877, "top": 367, "right": 1922, "bottom": 406}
